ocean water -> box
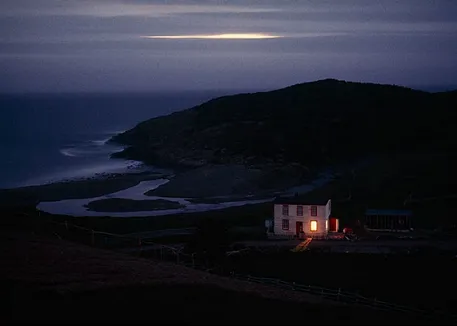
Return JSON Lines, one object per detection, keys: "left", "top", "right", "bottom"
{"left": 0, "top": 92, "right": 225, "bottom": 189}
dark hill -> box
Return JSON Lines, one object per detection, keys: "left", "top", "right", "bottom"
{"left": 111, "top": 79, "right": 456, "bottom": 169}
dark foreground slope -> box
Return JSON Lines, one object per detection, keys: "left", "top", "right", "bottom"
{"left": 111, "top": 79, "right": 456, "bottom": 169}
{"left": 2, "top": 220, "right": 450, "bottom": 325}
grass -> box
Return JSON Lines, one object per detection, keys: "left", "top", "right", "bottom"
{"left": 112, "top": 79, "right": 456, "bottom": 173}
{"left": 187, "top": 194, "right": 272, "bottom": 204}
{"left": 2, "top": 148, "right": 454, "bottom": 239}
{"left": 84, "top": 198, "right": 185, "bottom": 212}
{"left": 4, "top": 204, "right": 456, "bottom": 324}
{"left": 219, "top": 250, "right": 457, "bottom": 314}
{"left": 7, "top": 282, "right": 424, "bottom": 324}
{"left": 4, "top": 220, "right": 432, "bottom": 325}
{"left": 6, "top": 148, "right": 454, "bottom": 237}
{"left": 0, "top": 171, "right": 166, "bottom": 208}
{"left": 2, "top": 200, "right": 271, "bottom": 235}
{"left": 297, "top": 150, "right": 457, "bottom": 229}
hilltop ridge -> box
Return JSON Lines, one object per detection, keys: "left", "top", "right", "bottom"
{"left": 111, "top": 79, "right": 456, "bottom": 170}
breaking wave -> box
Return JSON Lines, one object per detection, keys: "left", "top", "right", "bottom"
{"left": 91, "top": 138, "right": 110, "bottom": 146}
{"left": 60, "top": 137, "right": 124, "bottom": 158}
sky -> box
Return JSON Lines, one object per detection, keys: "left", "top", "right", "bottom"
{"left": 1, "top": 0, "right": 457, "bottom": 93}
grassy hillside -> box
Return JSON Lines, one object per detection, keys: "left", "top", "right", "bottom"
{"left": 111, "top": 79, "right": 456, "bottom": 169}
{"left": 4, "top": 222, "right": 429, "bottom": 325}
{"left": 3, "top": 217, "right": 451, "bottom": 324}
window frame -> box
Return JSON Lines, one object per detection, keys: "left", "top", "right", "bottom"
{"left": 310, "top": 220, "right": 318, "bottom": 232}
{"left": 311, "top": 205, "right": 318, "bottom": 216}
{"left": 282, "top": 205, "right": 289, "bottom": 216}
{"left": 297, "top": 205, "right": 303, "bottom": 216}
{"left": 282, "top": 219, "right": 289, "bottom": 230}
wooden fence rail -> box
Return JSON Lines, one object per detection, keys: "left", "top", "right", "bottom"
{"left": 231, "top": 274, "right": 440, "bottom": 316}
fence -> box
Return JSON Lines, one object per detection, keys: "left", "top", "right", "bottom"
{"left": 15, "top": 214, "right": 457, "bottom": 321}
{"left": 227, "top": 274, "right": 435, "bottom": 316}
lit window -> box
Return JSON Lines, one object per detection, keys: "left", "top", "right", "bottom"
{"left": 311, "top": 206, "right": 317, "bottom": 216}
{"left": 282, "top": 205, "right": 289, "bottom": 216}
{"left": 310, "top": 220, "right": 318, "bottom": 232}
{"left": 297, "top": 205, "right": 303, "bottom": 216}
{"left": 282, "top": 219, "right": 289, "bottom": 230}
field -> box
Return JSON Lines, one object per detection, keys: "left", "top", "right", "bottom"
{"left": 84, "top": 198, "right": 186, "bottom": 212}
{"left": 0, "top": 171, "right": 167, "bottom": 208}
{"left": 217, "top": 249, "right": 457, "bottom": 314}
{"left": 2, "top": 147, "right": 456, "bottom": 324}
{"left": 3, "top": 220, "right": 433, "bottom": 325}
{"left": 291, "top": 150, "right": 457, "bottom": 230}
{"left": 7, "top": 201, "right": 271, "bottom": 235}
{"left": 2, "top": 148, "right": 454, "bottom": 236}
{"left": 6, "top": 209, "right": 457, "bottom": 320}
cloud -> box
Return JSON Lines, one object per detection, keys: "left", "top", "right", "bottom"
{"left": 1, "top": 0, "right": 457, "bottom": 92}
{"left": 4, "top": 0, "right": 456, "bottom": 21}
{"left": 0, "top": 0, "right": 281, "bottom": 17}
{"left": 140, "top": 32, "right": 351, "bottom": 40}
{"left": 141, "top": 33, "right": 281, "bottom": 39}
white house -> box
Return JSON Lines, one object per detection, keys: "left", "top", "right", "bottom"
{"left": 270, "top": 196, "right": 331, "bottom": 239}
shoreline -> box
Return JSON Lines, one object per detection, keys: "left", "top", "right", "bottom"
{"left": 0, "top": 170, "right": 171, "bottom": 209}
{"left": 4, "top": 158, "right": 152, "bottom": 191}
{"left": 1, "top": 161, "right": 338, "bottom": 217}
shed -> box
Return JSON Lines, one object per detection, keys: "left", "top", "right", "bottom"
{"left": 365, "top": 209, "right": 412, "bottom": 232}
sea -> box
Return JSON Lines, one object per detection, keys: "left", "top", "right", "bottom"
{"left": 0, "top": 91, "right": 229, "bottom": 189}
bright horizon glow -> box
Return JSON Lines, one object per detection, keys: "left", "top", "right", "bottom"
{"left": 141, "top": 33, "right": 281, "bottom": 40}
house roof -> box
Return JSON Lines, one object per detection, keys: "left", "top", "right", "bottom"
{"left": 274, "top": 193, "right": 330, "bottom": 206}
{"left": 365, "top": 209, "right": 412, "bottom": 216}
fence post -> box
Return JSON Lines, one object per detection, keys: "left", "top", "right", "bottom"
{"left": 91, "top": 230, "right": 95, "bottom": 246}
{"left": 338, "top": 288, "right": 341, "bottom": 301}
{"left": 373, "top": 297, "right": 377, "bottom": 307}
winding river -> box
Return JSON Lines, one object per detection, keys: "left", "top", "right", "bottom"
{"left": 37, "top": 178, "right": 275, "bottom": 217}
{"left": 37, "top": 170, "right": 337, "bottom": 217}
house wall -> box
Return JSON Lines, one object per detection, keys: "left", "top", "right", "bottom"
{"left": 273, "top": 204, "right": 301, "bottom": 237}
{"left": 325, "top": 199, "right": 332, "bottom": 219}
{"left": 273, "top": 202, "right": 330, "bottom": 237}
